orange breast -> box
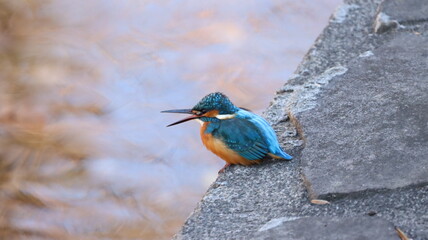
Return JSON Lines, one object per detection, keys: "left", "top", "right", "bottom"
{"left": 200, "top": 122, "right": 260, "bottom": 166}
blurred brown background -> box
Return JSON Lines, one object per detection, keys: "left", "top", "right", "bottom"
{"left": 0, "top": 0, "right": 340, "bottom": 239}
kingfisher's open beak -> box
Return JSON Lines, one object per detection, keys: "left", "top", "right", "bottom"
{"left": 161, "top": 109, "right": 200, "bottom": 127}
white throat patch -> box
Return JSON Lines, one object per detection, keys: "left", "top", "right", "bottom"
{"left": 215, "top": 114, "right": 236, "bottom": 120}
{"left": 195, "top": 119, "right": 204, "bottom": 125}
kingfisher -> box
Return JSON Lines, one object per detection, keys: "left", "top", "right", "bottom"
{"left": 162, "top": 92, "right": 292, "bottom": 172}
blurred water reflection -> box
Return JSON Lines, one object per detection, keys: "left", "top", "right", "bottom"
{"left": 0, "top": 0, "right": 341, "bottom": 239}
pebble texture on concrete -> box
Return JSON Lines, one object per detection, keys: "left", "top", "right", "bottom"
{"left": 174, "top": 0, "right": 428, "bottom": 239}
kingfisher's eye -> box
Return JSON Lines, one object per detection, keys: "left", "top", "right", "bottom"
{"left": 194, "top": 109, "right": 207, "bottom": 116}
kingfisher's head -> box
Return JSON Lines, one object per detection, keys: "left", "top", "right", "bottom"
{"left": 162, "top": 92, "right": 239, "bottom": 127}
{"left": 192, "top": 92, "right": 239, "bottom": 115}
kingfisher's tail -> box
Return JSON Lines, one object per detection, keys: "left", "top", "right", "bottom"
{"left": 268, "top": 150, "right": 293, "bottom": 160}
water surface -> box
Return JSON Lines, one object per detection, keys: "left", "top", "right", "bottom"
{"left": 0, "top": 0, "right": 341, "bottom": 239}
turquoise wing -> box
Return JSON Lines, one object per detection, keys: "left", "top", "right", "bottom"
{"left": 238, "top": 110, "right": 292, "bottom": 160}
{"left": 212, "top": 117, "right": 269, "bottom": 161}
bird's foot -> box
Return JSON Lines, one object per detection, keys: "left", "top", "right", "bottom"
{"left": 218, "top": 163, "right": 231, "bottom": 173}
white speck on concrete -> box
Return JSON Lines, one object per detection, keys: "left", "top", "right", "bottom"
{"left": 314, "top": 66, "right": 348, "bottom": 85}
{"left": 332, "top": 4, "right": 360, "bottom": 23}
{"left": 359, "top": 51, "right": 374, "bottom": 58}
{"left": 258, "top": 216, "right": 301, "bottom": 232}
{"left": 293, "top": 66, "right": 348, "bottom": 113}
{"left": 288, "top": 74, "right": 300, "bottom": 80}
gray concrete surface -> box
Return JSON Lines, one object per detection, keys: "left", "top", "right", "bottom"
{"left": 253, "top": 216, "right": 400, "bottom": 240}
{"left": 174, "top": 0, "right": 428, "bottom": 239}
{"left": 300, "top": 33, "right": 428, "bottom": 200}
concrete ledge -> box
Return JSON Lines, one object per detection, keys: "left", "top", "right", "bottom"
{"left": 174, "top": 0, "right": 428, "bottom": 239}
